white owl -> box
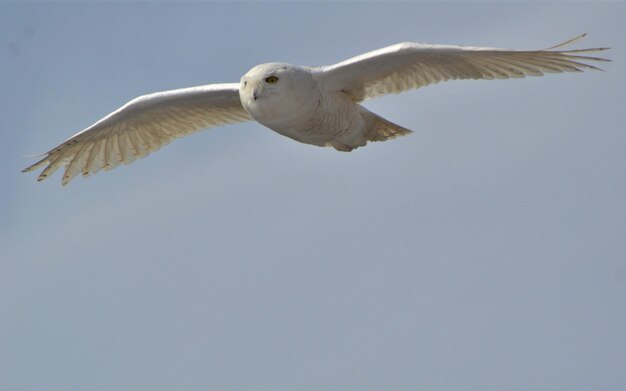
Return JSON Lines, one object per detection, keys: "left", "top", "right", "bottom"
{"left": 23, "top": 34, "right": 608, "bottom": 185}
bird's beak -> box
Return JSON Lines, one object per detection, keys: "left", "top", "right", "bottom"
{"left": 252, "top": 87, "right": 260, "bottom": 101}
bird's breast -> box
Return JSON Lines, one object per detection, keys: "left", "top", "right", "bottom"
{"left": 242, "top": 86, "right": 362, "bottom": 147}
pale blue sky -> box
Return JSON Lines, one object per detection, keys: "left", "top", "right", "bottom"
{"left": 2, "top": 2, "right": 625, "bottom": 390}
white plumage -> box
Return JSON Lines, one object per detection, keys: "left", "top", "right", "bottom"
{"left": 23, "top": 34, "right": 609, "bottom": 185}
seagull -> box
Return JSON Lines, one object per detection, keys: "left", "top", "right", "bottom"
{"left": 23, "top": 34, "right": 609, "bottom": 185}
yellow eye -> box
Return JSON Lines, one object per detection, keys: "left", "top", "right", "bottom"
{"left": 265, "top": 76, "right": 279, "bottom": 84}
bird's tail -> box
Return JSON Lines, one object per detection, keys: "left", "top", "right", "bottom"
{"left": 360, "top": 107, "right": 414, "bottom": 143}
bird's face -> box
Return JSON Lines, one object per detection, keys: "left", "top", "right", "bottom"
{"left": 239, "top": 63, "right": 318, "bottom": 130}
{"left": 240, "top": 63, "right": 288, "bottom": 103}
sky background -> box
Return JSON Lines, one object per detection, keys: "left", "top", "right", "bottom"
{"left": 1, "top": 2, "right": 625, "bottom": 391}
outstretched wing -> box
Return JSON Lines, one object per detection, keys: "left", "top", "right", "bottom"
{"left": 23, "top": 83, "right": 252, "bottom": 185}
{"left": 318, "top": 34, "right": 610, "bottom": 102}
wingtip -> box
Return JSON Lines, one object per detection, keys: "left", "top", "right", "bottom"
{"left": 61, "top": 175, "right": 70, "bottom": 186}
{"left": 22, "top": 164, "right": 36, "bottom": 173}
{"left": 545, "top": 33, "right": 589, "bottom": 51}
{"left": 22, "top": 155, "right": 51, "bottom": 175}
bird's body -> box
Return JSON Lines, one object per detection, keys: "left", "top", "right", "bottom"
{"left": 23, "top": 35, "right": 609, "bottom": 185}
{"left": 240, "top": 63, "right": 402, "bottom": 151}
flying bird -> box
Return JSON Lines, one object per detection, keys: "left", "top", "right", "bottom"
{"left": 23, "top": 34, "right": 609, "bottom": 185}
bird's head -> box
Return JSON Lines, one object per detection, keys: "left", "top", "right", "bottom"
{"left": 239, "top": 63, "right": 317, "bottom": 129}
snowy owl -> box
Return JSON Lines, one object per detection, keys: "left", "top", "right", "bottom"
{"left": 23, "top": 34, "right": 608, "bottom": 185}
